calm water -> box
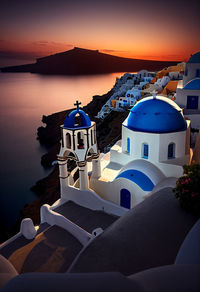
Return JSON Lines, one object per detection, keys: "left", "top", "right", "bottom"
{"left": 0, "top": 71, "right": 123, "bottom": 228}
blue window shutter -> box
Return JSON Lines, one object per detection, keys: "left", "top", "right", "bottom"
{"left": 127, "top": 138, "right": 130, "bottom": 153}
{"left": 143, "top": 144, "right": 148, "bottom": 158}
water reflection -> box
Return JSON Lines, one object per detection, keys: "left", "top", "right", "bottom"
{"left": 0, "top": 72, "right": 124, "bottom": 227}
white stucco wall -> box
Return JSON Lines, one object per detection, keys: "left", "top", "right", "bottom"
{"left": 121, "top": 126, "right": 160, "bottom": 163}
{"left": 176, "top": 84, "right": 200, "bottom": 110}
{"left": 90, "top": 176, "right": 145, "bottom": 209}
{"left": 183, "top": 63, "right": 200, "bottom": 86}
{"left": 158, "top": 130, "right": 186, "bottom": 161}
{"left": 137, "top": 70, "right": 150, "bottom": 78}
{"left": 110, "top": 123, "right": 189, "bottom": 178}
{"left": 61, "top": 185, "right": 127, "bottom": 216}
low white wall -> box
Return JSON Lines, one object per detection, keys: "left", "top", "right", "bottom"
{"left": 157, "top": 155, "right": 189, "bottom": 178}
{"left": 0, "top": 232, "right": 22, "bottom": 250}
{"left": 40, "top": 204, "right": 91, "bottom": 246}
{"left": 61, "top": 186, "right": 127, "bottom": 217}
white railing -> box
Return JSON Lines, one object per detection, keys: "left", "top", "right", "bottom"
{"left": 40, "top": 204, "right": 91, "bottom": 246}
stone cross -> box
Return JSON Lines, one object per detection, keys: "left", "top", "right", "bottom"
{"left": 74, "top": 100, "right": 81, "bottom": 110}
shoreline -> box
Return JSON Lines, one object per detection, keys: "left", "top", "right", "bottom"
{"left": 12, "top": 85, "right": 129, "bottom": 234}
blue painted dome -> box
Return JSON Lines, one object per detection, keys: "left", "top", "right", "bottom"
{"left": 184, "top": 79, "right": 200, "bottom": 90}
{"left": 123, "top": 96, "right": 187, "bottom": 133}
{"left": 63, "top": 109, "right": 91, "bottom": 129}
{"left": 115, "top": 169, "right": 154, "bottom": 191}
{"left": 188, "top": 52, "right": 200, "bottom": 63}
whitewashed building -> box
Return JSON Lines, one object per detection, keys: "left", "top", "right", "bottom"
{"left": 175, "top": 51, "right": 200, "bottom": 129}
{"left": 154, "top": 76, "right": 170, "bottom": 91}
{"left": 90, "top": 95, "right": 190, "bottom": 209}
{"left": 115, "top": 89, "right": 141, "bottom": 109}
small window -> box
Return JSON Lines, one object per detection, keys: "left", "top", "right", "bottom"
{"left": 168, "top": 143, "right": 175, "bottom": 159}
{"left": 184, "top": 66, "right": 188, "bottom": 76}
{"left": 142, "top": 143, "right": 149, "bottom": 159}
{"left": 196, "top": 69, "right": 200, "bottom": 77}
{"left": 187, "top": 96, "right": 199, "bottom": 109}
{"left": 127, "top": 138, "right": 130, "bottom": 153}
{"left": 77, "top": 132, "right": 85, "bottom": 149}
{"left": 66, "top": 133, "right": 71, "bottom": 149}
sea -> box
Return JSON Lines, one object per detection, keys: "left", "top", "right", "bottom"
{"left": 0, "top": 60, "right": 124, "bottom": 228}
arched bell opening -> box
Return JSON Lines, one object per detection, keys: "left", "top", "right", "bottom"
{"left": 77, "top": 131, "right": 85, "bottom": 149}
{"left": 75, "top": 113, "right": 83, "bottom": 127}
{"left": 66, "top": 133, "right": 72, "bottom": 149}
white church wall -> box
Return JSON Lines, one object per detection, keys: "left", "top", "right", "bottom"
{"left": 59, "top": 122, "right": 97, "bottom": 161}
{"left": 61, "top": 185, "right": 127, "bottom": 216}
{"left": 183, "top": 63, "right": 200, "bottom": 86}
{"left": 153, "top": 161, "right": 184, "bottom": 178}
{"left": 176, "top": 87, "right": 200, "bottom": 109}
{"left": 121, "top": 126, "right": 160, "bottom": 163}
{"left": 158, "top": 131, "right": 186, "bottom": 161}
{"left": 90, "top": 177, "right": 145, "bottom": 209}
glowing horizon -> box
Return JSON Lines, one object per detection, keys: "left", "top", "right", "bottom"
{"left": 0, "top": 0, "right": 199, "bottom": 64}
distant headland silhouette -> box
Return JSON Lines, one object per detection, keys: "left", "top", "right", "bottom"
{"left": 0, "top": 47, "right": 179, "bottom": 75}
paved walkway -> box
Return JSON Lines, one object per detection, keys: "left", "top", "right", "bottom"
{"left": 55, "top": 201, "right": 119, "bottom": 233}
{"left": 1, "top": 225, "right": 82, "bottom": 274}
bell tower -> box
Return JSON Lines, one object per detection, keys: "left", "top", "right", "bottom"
{"left": 58, "top": 100, "right": 99, "bottom": 193}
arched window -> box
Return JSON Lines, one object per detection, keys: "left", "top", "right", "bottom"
{"left": 127, "top": 138, "right": 130, "bottom": 153}
{"left": 66, "top": 133, "right": 71, "bottom": 149}
{"left": 77, "top": 132, "right": 85, "bottom": 149}
{"left": 142, "top": 143, "right": 149, "bottom": 159}
{"left": 168, "top": 143, "right": 175, "bottom": 159}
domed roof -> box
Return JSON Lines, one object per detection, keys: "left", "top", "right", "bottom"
{"left": 184, "top": 78, "right": 200, "bottom": 90}
{"left": 188, "top": 52, "right": 200, "bottom": 63}
{"left": 64, "top": 105, "right": 91, "bottom": 129}
{"left": 115, "top": 169, "right": 154, "bottom": 191}
{"left": 123, "top": 96, "right": 187, "bottom": 133}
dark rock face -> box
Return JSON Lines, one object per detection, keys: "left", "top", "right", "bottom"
{"left": 1, "top": 47, "right": 178, "bottom": 75}
{"left": 22, "top": 86, "right": 127, "bottom": 228}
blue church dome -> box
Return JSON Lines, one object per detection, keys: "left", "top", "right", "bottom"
{"left": 64, "top": 107, "right": 91, "bottom": 129}
{"left": 184, "top": 79, "right": 200, "bottom": 90}
{"left": 188, "top": 52, "right": 200, "bottom": 63}
{"left": 123, "top": 96, "right": 187, "bottom": 133}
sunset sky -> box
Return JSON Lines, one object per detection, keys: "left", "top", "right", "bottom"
{"left": 0, "top": 0, "right": 200, "bottom": 65}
